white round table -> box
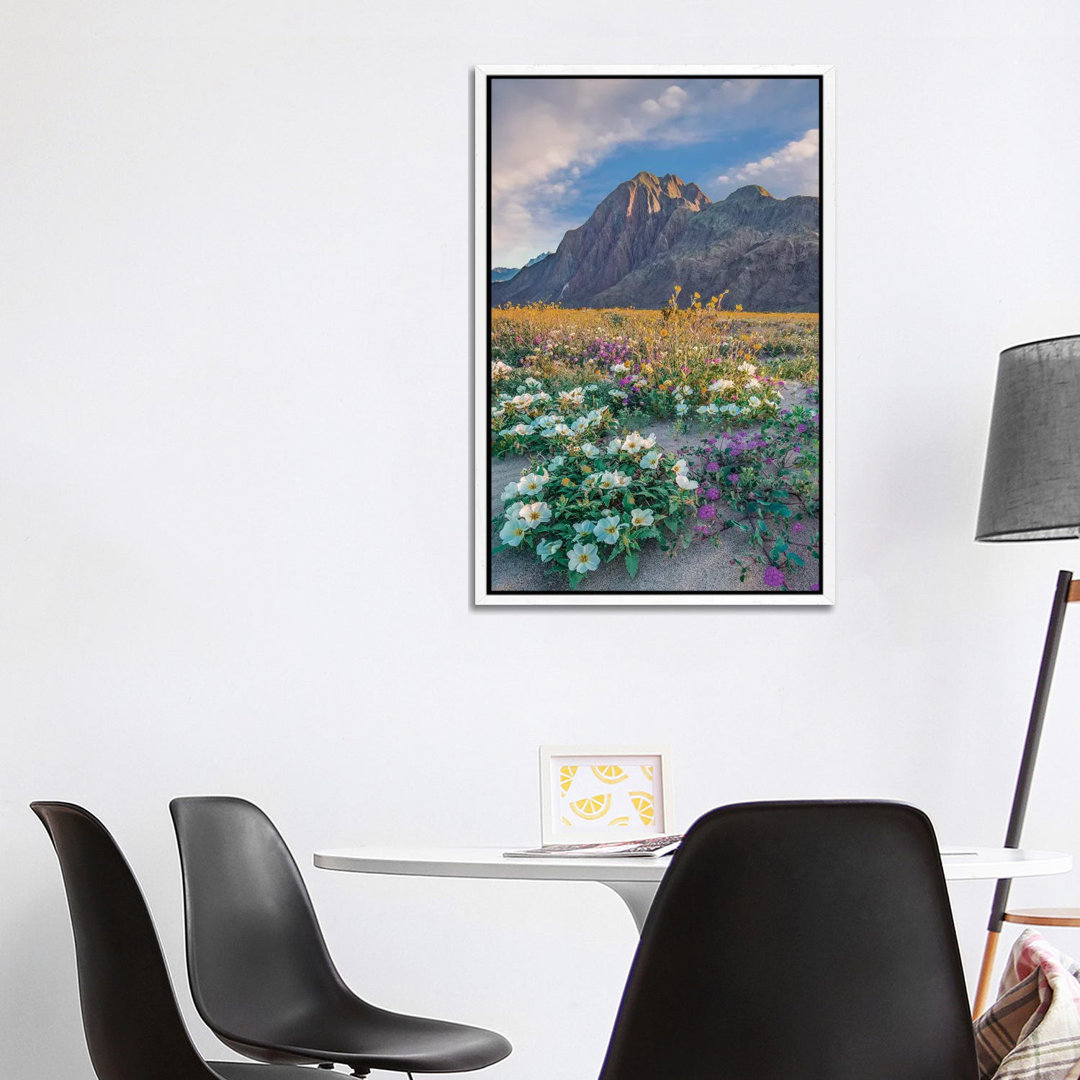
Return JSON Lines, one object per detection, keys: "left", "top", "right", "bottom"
{"left": 314, "top": 845, "right": 1073, "bottom": 933}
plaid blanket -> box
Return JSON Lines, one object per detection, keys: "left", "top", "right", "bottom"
{"left": 975, "top": 929, "right": 1080, "bottom": 1079}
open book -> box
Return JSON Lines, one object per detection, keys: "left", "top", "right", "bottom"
{"left": 504, "top": 834, "right": 683, "bottom": 858}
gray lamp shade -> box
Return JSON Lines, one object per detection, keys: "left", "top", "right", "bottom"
{"left": 977, "top": 334, "right": 1080, "bottom": 541}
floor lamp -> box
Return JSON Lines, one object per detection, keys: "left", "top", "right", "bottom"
{"left": 972, "top": 334, "right": 1080, "bottom": 1018}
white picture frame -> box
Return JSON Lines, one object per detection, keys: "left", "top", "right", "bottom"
{"left": 539, "top": 745, "right": 673, "bottom": 845}
{"left": 475, "top": 65, "right": 835, "bottom": 605}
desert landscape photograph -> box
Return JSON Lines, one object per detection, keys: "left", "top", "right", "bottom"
{"left": 479, "top": 70, "right": 830, "bottom": 603}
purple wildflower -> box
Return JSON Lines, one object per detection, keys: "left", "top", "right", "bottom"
{"left": 697, "top": 504, "right": 717, "bottom": 521}
{"left": 763, "top": 566, "right": 785, "bottom": 588}
{"left": 792, "top": 522, "right": 804, "bottom": 534}
{"left": 797, "top": 423, "right": 807, "bottom": 433}
{"left": 705, "top": 461, "right": 719, "bottom": 473}
{"left": 728, "top": 473, "right": 740, "bottom": 485}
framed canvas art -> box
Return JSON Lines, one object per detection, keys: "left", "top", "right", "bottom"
{"left": 475, "top": 65, "right": 834, "bottom": 604}
{"left": 539, "top": 745, "right": 672, "bottom": 845}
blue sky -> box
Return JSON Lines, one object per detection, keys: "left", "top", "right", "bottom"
{"left": 490, "top": 76, "right": 820, "bottom": 268}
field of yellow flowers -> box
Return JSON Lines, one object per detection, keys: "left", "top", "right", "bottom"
{"left": 489, "top": 295, "right": 821, "bottom": 593}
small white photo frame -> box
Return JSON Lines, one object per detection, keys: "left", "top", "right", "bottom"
{"left": 539, "top": 745, "right": 672, "bottom": 845}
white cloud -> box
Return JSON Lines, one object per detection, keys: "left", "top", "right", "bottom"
{"left": 490, "top": 79, "right": 705, "bottom": 265}
{"left": 641, "top": 84, "right": 689, "bottom": 114}
{"left": 715, "top": 128, "right": 820, "bottom": 198}
{"left": 489, "top": 78, "right": 816, "bottom": 265}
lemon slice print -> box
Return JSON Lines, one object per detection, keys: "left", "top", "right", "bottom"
{"left": 641, "top": 764, "right": 654, "bottom": 781}
{"left": 591, "top": 764, "right": 628, "bottom": 784}
{"left": 630, "top": 791, "right": 654, "bottom": 827}
{"left": 559, "top": 765, "right": 578, "bottom": 794}
{"left": 570, "top": 793, "right": 612, "bottom": 821}
{"left": 609, "top": 816, "right": 630, "bottom": 827}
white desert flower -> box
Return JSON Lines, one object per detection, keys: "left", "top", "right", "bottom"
{"left": 519, "top": 502, "right": 552, "bottom": 529}
{"left": 621, "top": 432, "right": 645, "bottom": 454}
{"left": 581, "top": 443, "right": 601, "bottom": 459}
{"left": 607, "top": 437, "right": 621, "bottom": 454}
{"left": 676, "top": 473, "right": 699, "bottom": 491}
{"left": 573, "top": 520, "right": 595, "bottom": 536}
{"left": 640, "top": 449, "right": 662, "bottom": 470}
{"left": 501, "top": 482, "right": 520, "bottom": 502}
{"left": 630, "top": 508, "right": 654, "bottom": 527}
{"left": 748, "top": 396, "right": 762, "bottom": 410}
{"left": 499, "top": 517, "right": 528, "bottom": 546}
{"left": 673, "top": 459, "right": 689, "bottom": 476}
{"left": 593, "top": 516, "right": 623, "bottom": 545}
{"left": 569, "top": 542, "right": 601, "bottom": 573}
{"left": 536, "top": 539, "right": 563, "bottom": 563}
{"left": 504, "top": 501, "right": 525, "bottom": 521}
{"left": 517, "top": 473, "right": 547, "bottom": 496}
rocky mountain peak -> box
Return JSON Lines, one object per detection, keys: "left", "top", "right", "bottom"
{"left": 725, "top": 184, "right": 774, "bottom": 203}
{"left": 490, "top": 172, "right": 818, "bottom": 311}
{"left": 659, "top": 173, "right": 685, "bottom": 197}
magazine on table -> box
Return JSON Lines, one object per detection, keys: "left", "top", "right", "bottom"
{"left": 504, "top": 834, "right": 683, "bottom": 859}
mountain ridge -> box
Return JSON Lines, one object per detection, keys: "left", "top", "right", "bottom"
{"left": 492, "top": 175, "right": 819, "bottom": 311}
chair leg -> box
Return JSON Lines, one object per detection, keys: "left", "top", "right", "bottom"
{"left": 973, "top": 928, "right": 1001, "bottom": 1019}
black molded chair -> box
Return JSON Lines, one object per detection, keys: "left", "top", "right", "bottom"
{"left": 169, "top": 796, "right": 511, "bottom": 1077}
{"left": 597, "top": 801, "right": 979, "bottom": 1080}
{"left": 31, "top": 801, "right": 316, "bottom": 1080}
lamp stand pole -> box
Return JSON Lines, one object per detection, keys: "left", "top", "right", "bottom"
{"left": 972, "top": 569, "right": 1076, "bottom": 1018}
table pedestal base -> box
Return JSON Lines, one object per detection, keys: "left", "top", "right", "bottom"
{"left": 601, "top": 881, "right": 659, "bottom": 934}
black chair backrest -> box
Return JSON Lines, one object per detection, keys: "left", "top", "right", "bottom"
{"left": 598, "top": 801, "right": 978, "bottom": 1080}
{"left": 31, "top": 802, "right": 218, "bottom": 1080}
{"left": 169, "top": 796, "right": 352, "bottom": 1042}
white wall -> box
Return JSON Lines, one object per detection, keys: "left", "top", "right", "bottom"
{"left": 5, "top": 2, "right": 1080, "bottom": 1076}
